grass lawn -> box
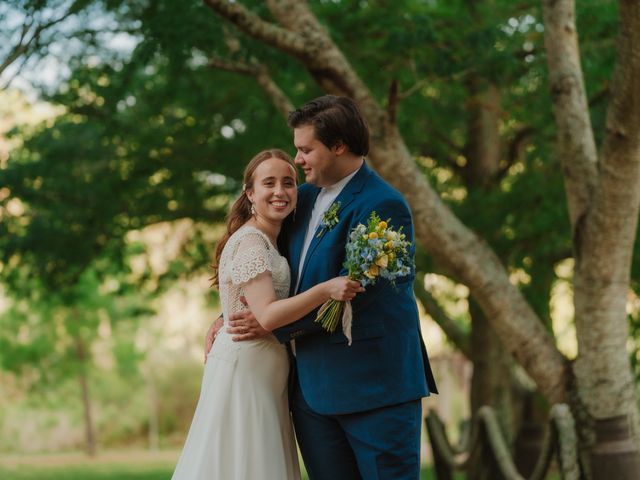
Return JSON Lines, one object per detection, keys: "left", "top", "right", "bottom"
{"left": 0, "top": 451, "right": 175, "bottom": 480}
{"left": 0, "top": 450, "right": 448, "bottom": 479}
{"left": 0, "top": 464, "right": 171, "bottom": 480}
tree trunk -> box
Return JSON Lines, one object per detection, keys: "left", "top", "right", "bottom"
{"left": 147, "top": 371, "right": 160, "bottom": 452}
{"left": 464, "top": 78, "right": 501, "bottom": 188}
{"left": 469, "top": 301, "right": 513, "bottom": 480}
{"left": 542, "top": 0, "right": 640, "bottom": 475}
{"left": 75, "top": 336, "right": 97, "bottom": 456}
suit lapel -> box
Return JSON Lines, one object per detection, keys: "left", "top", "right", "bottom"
{"left": 289, "top": 186, "right": 320, "bottom": 293}
{"left": 297, "top": 162, "right": 371, "bottom": 287}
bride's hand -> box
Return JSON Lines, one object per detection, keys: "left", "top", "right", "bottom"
{"left": 204, "top": 315, "right": 223, "bottom": 364}
{"left": 325, "top": 277, "right": 364, "bottom": 301}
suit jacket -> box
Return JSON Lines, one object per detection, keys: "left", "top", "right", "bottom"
{"left": 274, "top": 162, "right": 437, "bottom": 415}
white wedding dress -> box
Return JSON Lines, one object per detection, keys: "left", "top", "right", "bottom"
{"left": 172, "top": 226, "right": 301, "bottom": 480}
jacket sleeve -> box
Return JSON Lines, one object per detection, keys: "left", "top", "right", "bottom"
{"left": 271, "top": 311, "right": 326, "bottom": 342}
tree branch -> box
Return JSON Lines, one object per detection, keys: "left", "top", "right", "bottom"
{"left": 541, "top": 0, "right": 598, "bottom": 230}
{"left": 0, "top": 26, "right": 33, "bottom": 76}
{"left": 498, "top": 126, "right": 535, "bottom": 179}
{"left": 414, "top": 277, "right": 471, "bottom": 359}
{"left": 1, "top": 7, "right": 76, "bottom": 81}
{"left": 600, "top": 2, "right": 640, "bottom": 162}
{"left": 429, "top": 127, "right": 466, "bottom": 157}
{"left": 202, "top": 0, "right": 306, "bottom": 58}
{"left": 0, "top": 55, "right": 29, "bottom": 90}
{"left": 588, "top": 82, "right": 609, "bottom": 108}
{"left": 207, "top": 57, "right": 293, "bottom": 119}
{"left": 387, "top": 79, "right": 398, "bottom": 125}
{"left": 207, "top": 57, "right": 256, "bottom": 75}
{"left": 263, "top": 0, "right": 373, "bottom": 102}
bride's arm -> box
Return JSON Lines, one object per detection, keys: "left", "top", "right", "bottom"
{"left": 241, "top": 272, "right": 362, "bottom": 332}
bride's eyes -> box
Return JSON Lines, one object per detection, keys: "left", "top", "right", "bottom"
{"left": 261, "top": 179, "right": 295, "bottom": 188}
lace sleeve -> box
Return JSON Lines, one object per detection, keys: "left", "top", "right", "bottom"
{"left": 229, "top": 231, "right": 274, "bottom": 285}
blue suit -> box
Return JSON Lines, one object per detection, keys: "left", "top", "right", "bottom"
{"left": 274, "top": 162, "right": 437, "bottom": 479}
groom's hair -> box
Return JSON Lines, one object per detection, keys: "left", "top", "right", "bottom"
{"left": 288, "top": 95, "right": 369, "bottom": 156}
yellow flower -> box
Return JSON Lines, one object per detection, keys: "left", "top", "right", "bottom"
{"left": 378, "top": 221, "right": 387, "bottom": 229}
{"left": 365, "top": 264, "right": 379, "bottom": 278}
{"left": 384, "top": 241, "right": 394, "bottom": 250}
{"left": 362, "top": 234, "right": 369, "bottom": 240}
{"left": 388, "top": 252, "right": 395, "bottom": 262}
{"left": 368, "top": 232, "right": 379, "bottom": 239}
{"left": 386, "top": 231, "right": 397, "bottom": 241}
{"left": 375, "top": 254, "right": 388, "bottom": 268}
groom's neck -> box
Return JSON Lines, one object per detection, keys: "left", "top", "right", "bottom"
{"left": 322, "top": 156, "right": 363, "bottom": 187}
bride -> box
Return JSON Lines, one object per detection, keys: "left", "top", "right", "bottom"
{"left": 171, "top": 149, "right": 362, "bottom": 480}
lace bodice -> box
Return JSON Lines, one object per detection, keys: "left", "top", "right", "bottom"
{"left": 218, "top": 226, "right": 291, "bottom": 326}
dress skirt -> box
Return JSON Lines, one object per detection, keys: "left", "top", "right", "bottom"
{"left": 172, "top": 331, "right": 300, "bottom": 480}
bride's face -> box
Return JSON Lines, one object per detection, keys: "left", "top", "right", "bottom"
{"left": 247, "top": 157, "right": 297, "bottom": 222}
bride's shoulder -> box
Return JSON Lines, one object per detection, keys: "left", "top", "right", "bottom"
{"left": 229, "top": 225, "right": 265, "bottom": 242}
{"left": 225, "top": 225, "right": 273, "bottom": 253}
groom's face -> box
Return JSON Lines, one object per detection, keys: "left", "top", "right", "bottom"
{"left": 293, "top": 125, "right": 341, "bottom": 187}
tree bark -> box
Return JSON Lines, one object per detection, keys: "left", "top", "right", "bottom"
{"left": 541, "top": 0, "right": 640, "bottom": 471}
{"left": 571, "top": 0, "right": 640, "bottom": 439}
{"left": 541, "top": 0, "right": 598, "bottom": 230}
{"left": 463, "top": 77, "right": 502, "bottom": 188}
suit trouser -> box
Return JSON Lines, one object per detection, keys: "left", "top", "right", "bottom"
{"left": 291, "top": 380, "right": 422, "bottom": 480}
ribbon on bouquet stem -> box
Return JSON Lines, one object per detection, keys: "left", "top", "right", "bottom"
{"left": 342, "top": 300, "right": 353, "bottom": 346}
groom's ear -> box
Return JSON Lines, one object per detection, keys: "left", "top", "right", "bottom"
{"left": 333, "top": 141, "right": 348, "bottom": 156}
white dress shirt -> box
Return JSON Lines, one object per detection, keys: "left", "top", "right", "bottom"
{"left": 294, "top": 167, "right": 360, "bottom": 294}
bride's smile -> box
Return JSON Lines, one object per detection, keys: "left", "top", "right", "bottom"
{"left": 247, "top": 157, "right": 298, "bottom": 224}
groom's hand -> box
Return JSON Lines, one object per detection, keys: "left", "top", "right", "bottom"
{"left": 228, "top": 296, "right": 270, "bottom": 341}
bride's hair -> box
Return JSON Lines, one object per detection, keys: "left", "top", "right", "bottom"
{"left": 210, "top": 148, "right": 296, "bottom": 288}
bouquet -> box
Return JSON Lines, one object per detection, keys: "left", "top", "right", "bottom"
{"left": 315, "top": 211, "right": 412, "bottom": 345}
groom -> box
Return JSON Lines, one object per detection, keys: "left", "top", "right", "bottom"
{"left": 208, "top": 95, "right": 437, "bottom": 479}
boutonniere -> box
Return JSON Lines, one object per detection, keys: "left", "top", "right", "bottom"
{"left": 317, "top": 201, "right": 341, "bottom": 238}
